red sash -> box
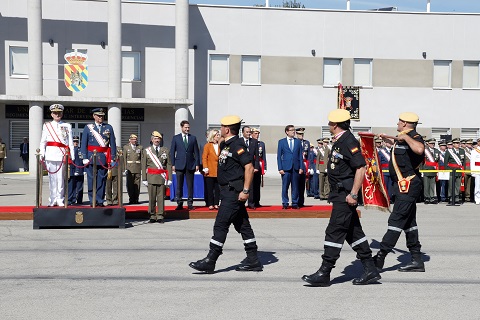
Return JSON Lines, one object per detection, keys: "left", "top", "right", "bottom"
{"left": 303, "top": 160, "right": 309, "bottom": 175}
{"left": 381, "top": 163, "right": 389, "bottom": 169}
{"left": 46, "top": 141, "right": 68, "bottom": 149}
{"left": 88, "top": 145, "right": 111, "bottom": 164}
{"left": 146, "top": 168, "right": 170, "bottom": 196}
{"left": 475, "top": 162, "right": 480, "bottom": 166}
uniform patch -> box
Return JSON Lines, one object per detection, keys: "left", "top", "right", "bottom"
{"left": 351, "top": 147, "right": 359, "bottom": 154}
{"left": 237, "top": 148, "right": 245, "bottom": 155}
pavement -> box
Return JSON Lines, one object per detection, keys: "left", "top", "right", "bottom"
{"left": 1, "top": 173, "right": 480, "bottom": 319}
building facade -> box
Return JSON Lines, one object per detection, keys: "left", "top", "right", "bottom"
{"left": 1, "top": 0, "right": 479, "bottom": 174}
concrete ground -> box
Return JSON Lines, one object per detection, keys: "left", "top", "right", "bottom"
{"left": 1, "top": 173, "right": 479, "bottom": 319}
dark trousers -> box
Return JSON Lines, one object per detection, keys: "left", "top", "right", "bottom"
{"left": 310, "top": 172, "right": 319, "bottom": 197}
{"left": 21, "top": 155, "right": 29, "bottom": 171}
{"left": 379, "top": 180, "right": 422, "bottom": 254}
{"left": 68, "top": 175, "right": 84, "bottom": 204}
{"left": 86, "top": 164, "right": 107, "bottom": 205}
{"left": 175, "top": 169, "right": 194, "bottom": 206}
{"left": 205, "top": 176, "right": 220, "bottom": 207}
{"left": 252, "top": 171, "right": 262, "bottom": 206}
{"left": 298, "top": 173, "right": 306, "bottom": 206}
{"left": 322, "top": 200, "right": 372, "bottom": 265}
{"left": 281, "top": 169, "right": 299, "bottom": 206}
{"left": 126, "top": 172, "right": 141, "bottom": 202}
{"left": 209, "top": 187, "right": 258, "bottom": 254}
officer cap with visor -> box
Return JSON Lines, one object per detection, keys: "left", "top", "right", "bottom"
{"left": 151, "top": 131, "right": 162, "bottom": 139}
{"left": 92, "top": 108, "right": 105, "bottom": 116}
{"left": 49, "top": 104, "right": 64, "bottom": 112}
{"left": 220, "top": 115, "right": 243, "bottom": 126}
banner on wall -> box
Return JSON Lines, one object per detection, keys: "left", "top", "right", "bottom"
{"left": 64, "top": 50, "right": 88, "bottom": 92}
{"left": 337, "top": 83, "right": 360, "bottom": 121}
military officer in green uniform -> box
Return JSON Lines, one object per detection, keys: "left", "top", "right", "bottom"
{"left": 444, "top": 138, "right": 465, "bottom": 204}
{"left": 0, "top": 137, "right": 6, "bottom": 173}
{"left": 422, "top": 138, "right": 440, "bottom": 204}
{"left": 123, "top": 134, "right": 143, "bottom": 204}
{"left": 106, "top": 162, "right": 119, "bottom": 206}
{"left": 317, "top": 137, "right": 331, "bottom": 200}
{"left": 142, "top": 131, "right": 172, "bottom": 223}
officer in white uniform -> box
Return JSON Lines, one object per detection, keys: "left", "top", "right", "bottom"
{"left": 39, "top": 104, "right": 75, "bottom": 206}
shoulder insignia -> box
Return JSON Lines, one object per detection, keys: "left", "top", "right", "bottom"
{"left": 237, "top": 148, "right": 245, "bottom": 155}
{"left": 350, "top": 147, "right": 359, "bottom": 154}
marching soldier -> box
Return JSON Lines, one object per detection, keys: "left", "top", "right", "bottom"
{"left": 68, "top": 136, "right": 84, "bottom": 205}
{"left": 296, "top": 128, "right": 310, "bottom": 207}
{"left": 81, "top": 108, "right": 116, "bottom": 207}
{"left": 373, "top": 112, "right": 426, "bottom": 273}
{"left": 123, "top": 134, "right": 143, "bottom": 204}
{"left": 464, "top": 139, "right": 474, "bottom": 203}
{"left": 317, "top": 137, "right": 330, "bottom": 200}
{"left": 444, "top": 138, "right": 465, "bottom": 204}
{"left": 422, "top": 138, "right": 440, "bottom": 204}
{"left": 0, "top": 137, "right": 6, "bottom": 173}
{"left": 251, "top": 128, "right": 266, "bottom": 207}
{"left": 142, "top": 131, "right": 172, "bottom": 223}
{"left": 39, "top": 104, "right": 75, "bottom": 207}
{"left": 189, "top": 115, "right": 262, "bottom": 273}
{"left": 302, "top": 109, "right": 380, "bottom": 286}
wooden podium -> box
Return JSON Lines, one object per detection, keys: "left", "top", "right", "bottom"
{"left": 33, "top": 207, "right": 126, "bottom": 229}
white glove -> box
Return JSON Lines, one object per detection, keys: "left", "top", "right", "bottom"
{"left": 142, "top": 181, "right": 148, "bottom": 187}
{"left": 82, "top": 159, "right": 89, "bottom": 165}
{"left": 308, "top": 169, "right": 314, "bottom": 175}
{"left": 316, "top": 169, "right": 320, "bottom": 174}
{"left": 203, "top": 167, "right": 209, "bottom": 174}
{"left": 166, "top": 180, "right": 172, "bottom": 187}
{"left": 124, "top": 170, "right": 128, "bottom": 175}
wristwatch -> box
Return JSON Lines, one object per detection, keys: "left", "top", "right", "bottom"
{"left": 242, "top": 189, "right": 250, "bottom": 194}
{"left": 350, "top": 193, "right": 358, "bottom": 200}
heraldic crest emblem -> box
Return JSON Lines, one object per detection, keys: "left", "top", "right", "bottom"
{"left": 64, "top": 50, "right": 88, "bottom": 92}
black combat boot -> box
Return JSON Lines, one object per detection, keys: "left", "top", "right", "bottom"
{"left": 352, "top": 258, "right": 382, "bottom": 285}
{"left": 189, "top": 250, "right": 220, "bottom": 273}
{"left": 373, "top": 250, "right": 388, "bottom": 271}
{"left": 398, "top": 253, "right": 425, "bottom": 272}
{"left": 301, "top": 261, "right": 334, "bottom": 287}
{"left": 235, "top": 251, "right": 263, "bottom": 272}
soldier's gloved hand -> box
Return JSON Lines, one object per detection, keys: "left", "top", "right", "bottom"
{"left": 316, "top": 169, "right": 320, "bottom": 174}
{"left": 166, "top": 180, "right": 172, "bottom": 187}
{"left": 82, "top": 159, "right": 89, "bottom": 165}
{"left": 308, "top": 169, "right": 314, "bottom": 175}
{"left": 142, "top": 181, "right": 148, "bottom": 187}
{"left": 124, "top": 170, "right": 128, "bottom": 175}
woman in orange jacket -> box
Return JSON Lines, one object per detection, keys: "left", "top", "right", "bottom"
{"left": 202, "top": 129, "right": 221, "bottom": 210}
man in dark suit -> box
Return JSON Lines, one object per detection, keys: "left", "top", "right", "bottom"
{"left": 277, "top": 125, "right": 304, "bottom": 209}
{"left": 20, "top": 137, "right": 29, "bottom": 171}
{"left": 241, "top": 126, "right": 259, "bottom": 209}
{"left": 170, "top": 120, "right": 200, "bottom": 210}
{"left": 251, "top": 128, "right": 266, "bottom": 207}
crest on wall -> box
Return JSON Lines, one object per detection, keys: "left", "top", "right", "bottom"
{"left": 64, "top": 50, "right": 88, "bottom": 92}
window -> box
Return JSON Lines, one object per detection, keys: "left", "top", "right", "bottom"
{"left": 10, "top": 46, "right": 29, "bottom": 77}
{"left": 9, "top": 121, "right": 29, "bottom": 150}
{"left": 121, "top": 123, "right": 140, "bottom": 146}
{"left": 241, "top": 56, "right": 261, "bottom": 85}
{"left": 354, "top": 59, "right": 372, "bottom": 87}
{"left": 463, "top": 61, "right": 480, "bottom": 89}
{"left": 431, "top": 128, "right": 451, "bottom": 143}
{"left": 209, "top": 54, "right": 229, "bottom": 84}
{"left": 321, "top": 126, "right": 331, "bottom": 139}
{"left": 122, "top": 52, "right": 141, "bottom": 81}
{"left": 433, "top": 60, "right": 451, "bottom": 89}
{"left": 323, "top": 58, "right": 342, "bottom": 86}
{"left": 461, "top": 128, "right": 480, "bottom": 141}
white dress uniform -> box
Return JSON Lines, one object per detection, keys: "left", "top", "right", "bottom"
{"left": 39, "top": 105, "right": 75, "bottom": 206}
{"left": 471, "top": 143, "right": 480, "bottom": 205}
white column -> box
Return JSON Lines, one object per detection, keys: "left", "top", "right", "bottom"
{"left": 426, "top": 0, "right": 431, "bottom": 13}
{"left": 266, "top": 0, "right": 269, "bottom": 7}
{"left": 175, "top": 0, "right": 189, "bottom": 135}
{"left": 28, "top": 0, "right": 43, "bottom": 177}
{"left": 346, "top": 0, "right": 351, "bottom": 10}
{"left": 108, "top": 0, "right": 122, "bottom": 146}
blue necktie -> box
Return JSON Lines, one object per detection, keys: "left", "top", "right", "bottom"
{"left": 289, "top": 139, "right": 293, "bottom": 151}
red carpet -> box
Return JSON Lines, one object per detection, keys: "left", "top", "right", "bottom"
{"left": 0, "top": 204, "right": 336, "bottom": 220}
